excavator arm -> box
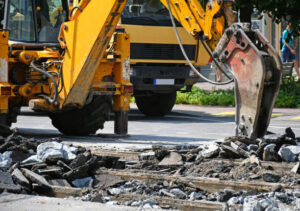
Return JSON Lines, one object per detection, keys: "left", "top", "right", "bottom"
{"left": 57, "top": 0, "right": 128, "bottom": 109}
{"left": 158, "top": 0, "right": 282, "bottom": 139}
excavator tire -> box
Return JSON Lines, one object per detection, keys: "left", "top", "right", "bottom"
{"left": 49, "top": 96, "right": 112, "bottom": 136}
{"left": 0, "top": 106, "right": 20, "bottom": 137}
{"left": 135, "top": 91, "right": 176, "bottom": 117}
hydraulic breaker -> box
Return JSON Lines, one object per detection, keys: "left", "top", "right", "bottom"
{"left": 213, "top": 23, "right": 282, "bottom": 139}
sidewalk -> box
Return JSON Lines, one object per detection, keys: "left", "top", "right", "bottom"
{"left": 194, "top": 82, "right": 234, "bottom": 91}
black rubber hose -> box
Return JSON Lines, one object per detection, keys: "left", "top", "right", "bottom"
{"left": 166, "top": 0, "right": 234, "bottom": 85}
{"left": 30, "top": 61, "right": 58, "bottom": 104}
{"left": 200, "top": 39, "right": 233, "bottom": 80}
{"left": 70, "top": 6, "right": 82, "bottom": 17}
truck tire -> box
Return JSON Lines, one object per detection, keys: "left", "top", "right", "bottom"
{"left": 0, "top": 106, "right": 20, "bottom": 136}
{"left": 49, "top": 96, "right": 112, "bottom": 136}
{"left": 135, "top": 91, "right": 176, "bottom": 116}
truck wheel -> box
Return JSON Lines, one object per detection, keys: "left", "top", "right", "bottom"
{"left": 49, "top": 96, "right": 112, "bottom": 136}
{"left": 135, "top": 91, "right": 176, "bottom": 116}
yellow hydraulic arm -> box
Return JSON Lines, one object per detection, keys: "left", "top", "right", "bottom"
{"left": 160, "top": 0, "right": 231, "bottom": 50}
{"left": 159, "top": 0, "right": 282, "bottom": 139}
{"left": 57, "top": 0, "right": 128, "bottom": 109}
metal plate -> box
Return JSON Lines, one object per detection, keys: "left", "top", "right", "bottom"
{"left": 154, "top": 79, "right": 175, "bottom": 85}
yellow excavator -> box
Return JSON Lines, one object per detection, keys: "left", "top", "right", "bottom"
{"left": 0, "top": 0, "right": 281, "bottom": 139}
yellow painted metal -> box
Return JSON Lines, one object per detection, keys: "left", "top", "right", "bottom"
{"left": 112, "top": 33, "right": 131, "bottom": 112}
{"left": 92, "top": 62, "right": 114, "bottom": 84}
{"left": 0, "top": 31, "right": 9, "bottom": 84}
{"left": 159, "top": 0, "right": 226, "bottom": 51}
{"left": 0, "top": 31, "right": 9, "bottom": 113}
{"left": 11, "top": 49, "right": 59, "bottom": 66}
{"left": 194, "top": 40, "right": 211, "bottom": 65}
{"left": 122, "top": 25, "right": 195, "bottom": 45}
{"left": 17, "top": 84, "right": 34, "bottom": 97}
{"left": 59, "top": 0, "right": 127, "bottom": 109}
{"left": 121, "top": 24, "right": 210, "bottom": 65}
{"left": 90, "top": 32, "right": 132, "bottom": 112}
{"left": 71, "top": 0, "right": 91, "bottom": 20}
{"left": 204, "top": 0, "right": 222, "bottom": 40}
{"left": 160, "top": 0, "right": 201, "bottom": 36}
{"left": 0, "top": 97, "right": 8, "bottom": 114}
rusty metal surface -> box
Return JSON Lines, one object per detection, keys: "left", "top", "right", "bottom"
{"left": 213, "top": 23, "right": 282, "bottom": 139}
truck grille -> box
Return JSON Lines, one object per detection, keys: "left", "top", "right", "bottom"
{"left": 130, "top": 43, "right": 196, "bottom": 60}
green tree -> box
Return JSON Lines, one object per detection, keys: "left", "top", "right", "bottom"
{"left": 235, "top": 0, "right": 300, "bottom": 35}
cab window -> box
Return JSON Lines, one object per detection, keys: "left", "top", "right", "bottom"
{"left": 35, "top": 0, "right": 67, "bottom": 42}
{"left": 0, "top": 0, "right": 4, "bottom": 29}
{"left": 7, "top": 0, "right": 36, "bottom": 41}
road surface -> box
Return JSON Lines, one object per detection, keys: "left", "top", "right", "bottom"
{"left": 12, "top": 104, "right": 300, "bottom": 151}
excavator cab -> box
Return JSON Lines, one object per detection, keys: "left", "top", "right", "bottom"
{"left": 4, "top": 0, "right": 68, "bottom": 43}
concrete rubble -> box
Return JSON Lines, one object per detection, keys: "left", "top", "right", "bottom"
{"left": 0, "top": 128, "right": 299, "bottom": 210}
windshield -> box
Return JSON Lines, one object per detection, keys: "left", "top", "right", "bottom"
{"left": 7, "top": 0, "right": 36, "bottom": 41}
{"left": 121, "top": 0, "right": 180, "bottom": 26}
{"left": 35, "top": 0, "right": 67, "bottom": 42}
{"left": 7, "top": 0, "right": 67, "bottom": 43}
{"left": 0, "top": 0, "right": 4, "bottom": 28}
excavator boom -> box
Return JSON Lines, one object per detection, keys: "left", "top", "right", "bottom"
{"left": 158, "top": 0, "right": 282, "bottom": 139}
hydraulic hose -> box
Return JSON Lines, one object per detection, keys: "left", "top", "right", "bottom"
{"left": 166, "top": 0, "right": 234, "bottom": 85}
{"left": 30, "top": 61, "right": 58, "bottom": 104}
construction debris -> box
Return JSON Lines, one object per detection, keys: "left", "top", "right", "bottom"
{"left": 0, "top": 128, "right": 299, "bottom": 210}
{"left": 158, "top": 152, "right": 183, "bottom": 166}
{"left": 37, "top": 141, "right": 77, "bottom": 163}
{"left": 0, "top": 151, "right": 13, "bottom": 167}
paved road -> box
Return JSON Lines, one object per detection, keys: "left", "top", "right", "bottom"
{"left": 0, "top": 193, "right": 164, "bottom": 211}
{"left": 13, "top": 104, "right": 300, "bottom": 150}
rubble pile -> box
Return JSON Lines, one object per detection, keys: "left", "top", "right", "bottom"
{"left": 0, "top": 128, "right": 299, "bottom": 210}
{"left": 180, "top": 127, "right": 300, "bottom": 184}
{"left": 0, "top": 134, "right": 111, "bottom": 196}
{"left": 195, "top": 127, "right": 299, "bottom": 162}
{"left": 80, "top": 181, "right": 300, "bottom": 210}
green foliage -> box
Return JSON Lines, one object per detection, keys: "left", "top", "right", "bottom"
{"left": 176, "top": 87, "right": 235, "bottom": 106}
{"left": 176, "top": 80, "right": 300, "bottom": 108}
{"left": 235, "top": 0, "right": 300, "bottom": 36}
{"left": 202, "top": 0, "right": 300, "bottom": 36}
{"left": 275, "top": 77, "right": 300, "bottom": 108}
{"left": 130, "top": 96, "right": 136, "bottom": 103}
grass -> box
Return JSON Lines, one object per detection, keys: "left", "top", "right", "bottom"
{"left": 176, "top": 87, "right": 235, "bottom": 106}
{"left": 176, "top": 77, "right": 300, "bottom": 108}
{"left": 129, "top": 78, "right": 300, "bottom": 108}
{"left": 275, "top": 77, "right": 300, "bottom": 108}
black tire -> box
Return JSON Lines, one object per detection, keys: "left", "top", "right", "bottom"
{"left": 0, "top": 106, "right": 20, "bottom": 136}
{"left": 49, "top": 96, "right": 112, "bottom": 136}
{"left": 135, "top": 91, "right": 177, "bottom": 116}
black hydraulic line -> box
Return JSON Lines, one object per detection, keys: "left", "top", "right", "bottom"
{"left": 70, "top": 6, "right": 82, "bottom": 17}
{"left": 200, "top": 39, "right": 233, "bottom": 80}
{"left": 166, "top": 0, "right": 234, "bottom": 85}
{"left": 30, "top": 61, "right": 58, "bottom": 104}
{"left": 47, "top": 61, "right": 64, "bottom": 94}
